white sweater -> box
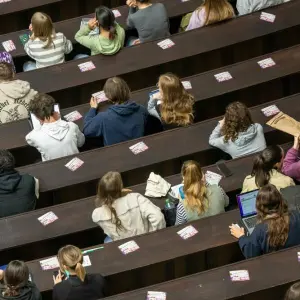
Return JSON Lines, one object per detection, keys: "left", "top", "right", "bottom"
{"left": 236, "top": 0, "right": 286, "bottom": 15}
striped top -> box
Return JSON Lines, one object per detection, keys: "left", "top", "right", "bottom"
{"left": 24, "top": 32, "right": 73, "bottom": 69}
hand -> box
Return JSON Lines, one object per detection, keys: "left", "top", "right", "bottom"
{"left": 88, "top": 18, "right": 98, "bottom": 30}
{"left": 219, "top": 118, "right": 225, "bottom": 128}
{"left": 133, "top": 39, "right": 141, "bottom": 45}
{"left": 90, "top": 97, "right": 98, "bottom": 109}
{"left": 293, "top": 134, "right": 300, "bottom": 150}
{"left": 229, "top": 224, "right": 245, "bottom": 239}
{"left": 53, "top": 270, "right": 63, "bottom": 285}
{"left": 0, "top": 270, "right": 4, "bottom": 281}
{"left": 122, "top": 188, "right": 132, "bottom": 193}
{"left": 126, "top": 0, "right": 137, "bottom": 7}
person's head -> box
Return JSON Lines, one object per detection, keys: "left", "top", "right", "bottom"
{"left": 221, "top": 102, "right": 253, "bottom": 143}
{"left": 3, "top": 261, "right": 29, "bottom": 297}
{"left": 95, "top": 6, "right": 116, "bottom": 40}
{"left": 31, "top": 12, "right": 54, "bottom": 48}
{"left": 158, "top": 73, "right": 194, "bottom": 126}
{"left": 200, "top": 0, "right": 235, "bottom": 26}
{"left": 103, "top": 77, "right": 130, "bottom": 104}
{"left": 57, "top": 245, "right": 85, "bottom": 282}
{"left": 251, "top": 145, "right": 284, "bottom": 188}
{"left": 181, "top": 161, "right": 208, "bottom": 215}
{"left": 0, "top": 149, "right": 15, "bottom": 172}
{"left": 95, "top": 172, "right": 124, "bottom": 231}
{"left": 29, "top": 93, "right": 56, "bottom": 122}
{"left": 256, "top": 184, "right": 289, "bottom": 249}
{"left": 0, "top": 62, "right": 14, "bottom": 81}
{"left": 285, "top": 282, "right": 300, "bottom": 300}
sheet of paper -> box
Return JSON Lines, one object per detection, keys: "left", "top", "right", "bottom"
{"left": 2, "top": 40, "right": 16, "bottom": 52}
{"left": 119, "top": 240, "right": 140, "bottom": 255}
{"left": 170, "top": 183, "right": 183, "bottom": 198}
{"left": 82, "top": 255, "right": 91, "bottom": 267}
{"left": 182, "top": 81, "right": 192, "bottom": 89}
{"left": 78, "top": 61, "right": 96, "bottom": 72}
{"left": 64, "top": 111, "right": 82, "bottom": 122}
{"left": 177, "top": 225, "right": 198, "bottom": 240}
{"left": 147, "top": 291, "right": 167, "bottom": 300}
{"left": 129, "top": 142, "right": 149, "bottom": 155}
{"left": 230, "top": 270, "right": 250, "bottom": 281}
{"left": 112, "top": 9, "right": 121, "bottom": 17}
{"left": 40, "top": 256, "right": 59, "bottom": 270}
{"left": 92, "top": 91, "right": 109, "bottom": 103}
{"left": 0, "top": 0, "right": 12, "bottom": 3}
{"left": 38, "top": 211, "right": 58, "bottom": 226}
{"left": 260, "top": 12, "right": 276, "bottom": 23}
{"left": 257, "top": 58, "right": 276, "bottom": 69}
{"left": 205, "top": 171, "right": 222, "bottom": 185}
{"left": 157, "top": 39, "right": 175, "bottom": 50}
{"left": 214, "top": 71, "right": 232, "bottom": 82}
{"left": 19, "top": 33, "right": 30, "bottom": 45}
{"left": 297, "top": 252, "right": 300, "bottom": 262}
{"left": 65, "top": 157, "right": 84, "bottom": 171}
{"left": 261, "top": 105, "right": 280, "bottom": 117}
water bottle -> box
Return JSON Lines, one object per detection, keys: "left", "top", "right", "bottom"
{"left": 165, "top": 199, "right": 175, "bottom": 210}
{"left": 164, "top": 199, "right": 176, "bottom": 227}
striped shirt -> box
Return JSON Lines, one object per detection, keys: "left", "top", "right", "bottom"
{"left": 24, "top": 32, "right": 73, "bottom": 69}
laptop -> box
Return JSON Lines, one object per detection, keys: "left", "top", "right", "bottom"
{"left": 236, "top": 189, "right": 259, "bottom": 235}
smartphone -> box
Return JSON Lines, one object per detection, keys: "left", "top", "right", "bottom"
{"left": 53, "top": 270, "right": 65, "bottom": 279}
{"left": 30, "top": 103, "right": 60, "bottom": 130}
{"left": 217, "top": 163, "right": 233, "bottom": 178}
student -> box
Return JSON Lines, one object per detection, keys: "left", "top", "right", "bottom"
{"left": 242, "top": 145, "right": 295, "bottom": 192}
{"left": 92, "top": 171, "right": 166, "bottom": 241}
{"left": 83, "top": 77, "right": 148, "bottom": 146}
{"left": 126, "top": 0, "right": 170, "bottom": 44}
{"left": 23, "top": 12, "right": 73, "bottom": 71}
{"left": 26, "top": 93, "right": 85, "bottom": 161}
{"left": 0, "top": 62, "right": 37, "bottom": 123}
{"left": 285, "top": 282, "right": 300, "bottom": 300}
{"left": 0, "top": 149, "right": 39, "bottom": 218}
{"left": 147, "top": 73, "right": 194, "bottom": 130}
{"left": 0, "top": 260, "right": 41, "bottom": 300}
{"left": 75, "top": 6, "right": 125, "bottom": 56}
{"left": 184, "top": 0, "right": 235, "bottom": 31}
{"left": 229, "top": 184, "right": 300, "bottom": 258}
{"left": 236, "top": 0, "right": 285, "bottom": 15}
{"left": 209, "top": 102, "right": 266, "bottom": 159}
{"left": 53, "top": 245, "right": 106, "bottom": 300}
{"left": 175, "top": 161, "right": 229, "bottom": 225}
{"left": 282, "top": 135, "right": 300, "bottom": 182}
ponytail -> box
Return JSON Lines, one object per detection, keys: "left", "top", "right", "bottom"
{"left": 108, "top": 25, "right": 116, "bottom": 40}
{"left": 75, "top": 262, "right": 86, "bottom": 282}
{"left": 4, "top": 285, "right": 20, "bottom": 297}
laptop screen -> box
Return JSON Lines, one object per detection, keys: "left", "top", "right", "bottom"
{"left": 236, "top": 189, "right": 259, "bottom": 218}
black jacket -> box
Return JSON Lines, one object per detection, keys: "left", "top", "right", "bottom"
{"left": 0, "top": 282, "right": 42, "bottom": 300}
{"left": 0, "top": 169, "right": 37, "bottom": 217}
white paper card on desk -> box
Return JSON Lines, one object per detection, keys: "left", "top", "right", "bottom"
{"left": 82, "top": 255, "right": 91, "bottom": 267}
{"left": 229, "top": 270, "right": 250, "bottom": 281}
{"left": 119, "top": 240, "right": 139, "bottom": 255}
{"left": 181, "top": 81, "right": 192, "bottom": 89}
{"left": 64, "top": 111, "right": 82, "bottom": 122}
{"left": 177, "top": 225, "right": 198, "bottom": 240}
{"left": 297, "top": 252, "right": 300, "bottom": 262}
{"left": 147, "top": 291, "right": 167, "bottom": 300}
{"left": 129, "top": 142, "right": 148, "bottom": 154}
{"left": 112, "top": 9, "right": 121, "bottom": 17}
{"left": 257, "top": 58, "right": 276, "bottom": 69}
{"left": 0, "top": 0, "right": 12, "bottom": 3}
{"left": 2, "top": 40, "right": 16, "bottom": 52}
{"left": 157, "top": 39, "right": 175, "bottom": 50}
{"left": 40, "top": 256, "right": 59, "bottom": 270}
{"left": 261, "top": 105, "right": 280, "bottom": 117}
{"left": 38, "top": 211, "right": 58, "bottom": 226}
{"left": 214, "top": 71, "right": 232, "bottom": 82}
{"left": 260, "top": 12, "right": 276, "bottom": 23}
{"left": 65, "top": 157, "right": 84, "bottom": 171}
{"left": 78, "top": 61, "right": 96, "bottom": 72}
{"left": 205, "top": 171, "right": 222, "bottom": 185}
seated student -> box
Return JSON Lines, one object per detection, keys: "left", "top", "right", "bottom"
{"left": 75, "top": 6, "right": 125, "bottom": 56}
{"left": 23, "top": 12, "right": 73, "bottom": 71}
{"left": 147, "top": 73, "right": 194, "bottom": 130}
{"left": 53, "top": 245, "right": 106, "bottom": 300}
{"left": 229, "top": 184, "right": 300, "bottom": 258}
{"left": 282, "top": 134, "right": 300, "bottom": 182}
{"left": 92, "top": 171, "right": 166, "bottom": 242}
{"left": 209, "top": 101, "right": 266, "bottom": 159}
{"left": 126, "top": 0, "right": 170, "bottom": 44}
{"left": 183, "top": 0, "right": 235, "bottom": 31}
{"left": 236, "top": 0, "right": 285, "bottom": 15}
{"left": 285, "top": 282, "right": 300, "bottom": 300}
{"left": 0, "top": 260, "right": 41, "bottom": 300}
{"left": 83, "top": 77, "right": 148, "bottom": 146}
{"left": 0, "top": 62, "right": 37, "bottom": 124}
{"left": 0, "top": 149, "right": 38, "bottom": 218}
{"left": 242, "top": 145, "right": 295, "bottom": 192}
{"left": 26, "top": 93, "right": 85, "bottom": 161}
{"left": 175, "top": 161, "right": 229, "bottom": 225}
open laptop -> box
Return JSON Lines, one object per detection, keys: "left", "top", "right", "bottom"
{"left": 236, "top": 189, "right": 259, "bottom": 235}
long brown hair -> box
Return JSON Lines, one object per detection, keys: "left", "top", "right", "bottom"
{"left": 31, "top": 12, "right": 55, "bottom": 48}
{"left": 57, "top": 245, "right": 86, "bottom": 282}
{"left": 95, "top": 172, "right": 125, "bottom": 232}
{"left": 221, "top": 101, "right": 254, "bottom": 143}
{"left": 256, "top": 184, "right": 289, "bottom": 250}
{"left": 159, "top": 73, "right": 194, "bottom": 126}
{"left": 198, "top": 0, "right": 234, "bottom": 26}
{"left": 3, "top": 261, "right": 29, "bottom": 297}
{"left": 181, "top": 161, "right": 208, "bottom": 215}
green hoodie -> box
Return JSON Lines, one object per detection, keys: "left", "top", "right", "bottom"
{"left": 75, "top": 23, "right": 125, "bottom": 56}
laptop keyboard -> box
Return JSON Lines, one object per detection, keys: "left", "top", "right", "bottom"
{"left": 244, "top": 217, "right": 256, "bottom": 228}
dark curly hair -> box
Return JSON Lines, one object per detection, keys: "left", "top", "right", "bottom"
{"left": 221, "top": 102, "right": 254, "bottom": 143}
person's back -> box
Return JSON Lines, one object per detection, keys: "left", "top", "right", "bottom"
{"left": 236, "top": 0, "right": 285, "bottom": 15}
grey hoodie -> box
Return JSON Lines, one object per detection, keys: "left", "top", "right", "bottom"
{"left": 26, "top": 119, "right": 85, "bottom": 161}
{"left": 0, "top": 80, "right": 37, "bottom": 124}
{"left": 209, "top": 123, "right": 266, "bottom": 159}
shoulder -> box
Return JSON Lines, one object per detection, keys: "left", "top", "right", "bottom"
{"left": 254, "top": 123, "right": 264, "bottom": 132}
{"left": 87, "top": 273, "right": 106, "bottom": 284}
{"left": 53, "top": 279, "right": 71, "bottom": 294}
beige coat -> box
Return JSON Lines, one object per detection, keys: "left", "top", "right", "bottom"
{"left": 92, "top": 193, "right": 166, "bottom": 241}
{"left": 242, "top": 169, "right": 295, "bottom": 193}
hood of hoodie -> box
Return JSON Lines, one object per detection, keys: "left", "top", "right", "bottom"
{"left": 0, "top": 283, "right": 37, "bottom": 300}
{"left": 0, "top": 169, "right": 21, "bottom": 194}
{"left": 0, "top": 80, "right": 32, "bottom": 100}
{"left": 41, "top": 120, "right": 70, "bottom": 141}
{"left": 233, "top": 124, "right": 260, "bottom": 146}
{"left": 108, "top": 102, "right": 140, "bottom": 116}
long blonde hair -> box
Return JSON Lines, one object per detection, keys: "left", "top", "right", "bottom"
{"left": 181, "top": 161, "right": 208, "bottom": 215}
{"left": 198, "top": 0, "right": 234, "bottom": 26}
{"left": 57, "top": 245, "right": 86, "bottom": 282}
{"left": 159, "top": 73, "right": 194, "bottom": 126}
{"left": 31, "top": 12, "right": 55, "bottom": 48}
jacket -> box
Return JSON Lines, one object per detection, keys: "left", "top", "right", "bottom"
{"left": 26, "top": 119, "right": 85, "bottom": 161}
{"left": 92, "top": 192, "right": 166, "bottom": 241}
{"left": 74, "top": 24, "right": 125, "bottom": 56}
{"left": 238, "top": 211, "right": 300, "bottom": 258}
{"left": 83, "top": 102, "right": 148, "bottom": 146}
{"left": 242, "top": 169, "right": 295, "bottom": 193}
{"left": 0, "top": 169, "right": 38, "bottom": 218}
{"left": 209, "top": 123, "right": 266, "bottom": 159}
{"left": 0, "top": 80, "right": 37, "bottom": 124}
{"left": 0, "top": 281, "right": 42, "bottom": 300}
{"left": 282, "top": 147, "right": 300, "bottom": 182}
{"left": 236, "top": 0, "right": 285, "bottom": 15}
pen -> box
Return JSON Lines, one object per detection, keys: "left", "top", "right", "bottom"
{"left": 82, "top": 246, "right": 104, "bottom": 254}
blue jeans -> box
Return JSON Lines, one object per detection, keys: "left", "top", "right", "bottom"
{"left": 104, "top": 236, "right": 113, "bottom": 243}
{"left": 73, "top": 54, "right": 89, "bottom": 60}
